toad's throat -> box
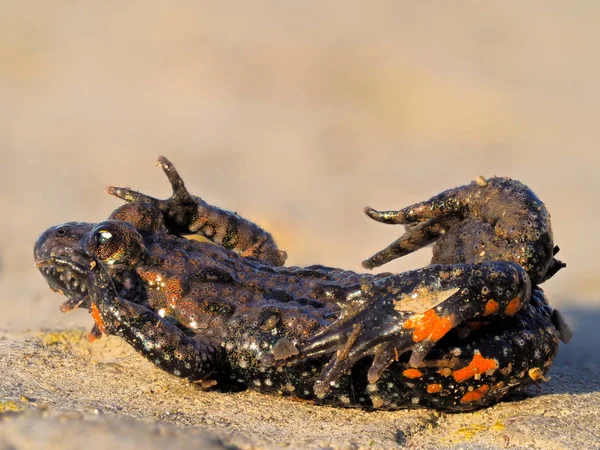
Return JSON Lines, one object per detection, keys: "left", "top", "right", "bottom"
{"left": 37, "top": 262, "right": 90, "bottom": 311}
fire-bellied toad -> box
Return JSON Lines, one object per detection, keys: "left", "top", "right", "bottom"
{"left": 34, "top": 157, "right": 570, "bottom": 411}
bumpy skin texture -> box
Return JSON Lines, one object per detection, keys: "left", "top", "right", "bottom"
{"left": 34, "top": 158, "right": 568, "bottom": 412}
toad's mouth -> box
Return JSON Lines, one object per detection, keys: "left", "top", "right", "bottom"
{"left": 36, "top": 257, "right": 91, "bottom": 312}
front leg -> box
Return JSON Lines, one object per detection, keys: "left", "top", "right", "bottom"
{"left": 107, "top": 156, "right": 287, "bottom": 266}
{"left": 87, "top": 258, "right": 223, "bottom": 381}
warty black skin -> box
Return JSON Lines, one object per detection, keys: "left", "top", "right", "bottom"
{"left": 34, "top": 158, "right": 567, "bottom": 411}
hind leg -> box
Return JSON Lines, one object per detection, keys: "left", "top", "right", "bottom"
{"left": 278, "top": 260, "right": 532, "bottom": 397}
{"left": 361, "top": 179, "right": 490, "bottom": 270}
{"left": 362, "top": 177, "right": 561, "bottom": 285}
{"left": 391, "top": 286, "right": 560, "bottom": 411}
{"left": 107, "top": 156, "right": 287, "bottom": 266}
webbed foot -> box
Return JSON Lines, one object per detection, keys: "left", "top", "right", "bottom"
{"left": 284, "top": 261, "right": 531, "bottom": 397}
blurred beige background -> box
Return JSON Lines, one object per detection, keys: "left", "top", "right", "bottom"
{"left": 1, "top": 1, "right": 598, "bottom": 362}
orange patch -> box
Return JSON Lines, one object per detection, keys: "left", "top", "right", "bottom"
{"left": 483, "top": 299, "right": 499, "bottom": 316}
{"left": 427, "top": 384, "right": 442, "bottom": 393}
{"left": 403, "top": 368, "right": 423, "bottom": 379}
{"left": 460, "top": 385, "right": 490, "bottom": 404}
{"left": 166, "top": 278, "right": 184, "bottom": 307}
{"left": 452, "top": 352, "right": 498, "bottom": 383}
{"left": 438, "top": 368, "right": 452, "bottom": 377}
{"left": 90, "top": 302, "right": 106, "bottom": 333}
{"left": 136, "top": 268, "right": 159, "bottom": 283}
{"left": 505, "top": 297, "right": 522, "bottom": 316}
{"left": 403, "top": 309, "right": 455, "bottom": 342}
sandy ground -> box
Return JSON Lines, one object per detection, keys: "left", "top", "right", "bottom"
{"left": 1, "top": 330, "right": 599, "bottom": 450}
{"left": 1, "top": 1, "right": 599, "bottom": 448}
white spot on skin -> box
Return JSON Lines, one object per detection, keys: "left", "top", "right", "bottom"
{"left": 189, "top": 321, "right": 198, "bottom": 329}
{"left": 366, "top": 384, "right": 378, "bottom": 393}
{"left": 340, "top": 395, "right": 351, "bottom": 404}
{"left": 158, "top": 309, "right": 166, "bottom": 318}
{"left": 346, "top": 290, "right": 362, "bottom": 301}
{"left": 265, "top": 379, "right": 273, "bottom": 386}
{"left": 253, "top": 380, "right": 261, "bottom": 387}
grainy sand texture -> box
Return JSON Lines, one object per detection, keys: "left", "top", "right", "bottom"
{"left": 1, "top": 2, "right": 599, "bottom": 448}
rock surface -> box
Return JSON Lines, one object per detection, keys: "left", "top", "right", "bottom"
{"left": 0, "top": 330, "right": 598, "bottom": 449}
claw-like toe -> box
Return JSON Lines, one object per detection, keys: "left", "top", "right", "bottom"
{"left": 106, "top": 186, "right": 158, "bottom": 205}
{"left": 156, "top": 155, "right": 194, "bottom": 202}
{"left": 367, "top": 343, "right": 398, "bottom": 384}
{"left": 364, "top": 206, "right": 407, "bottom": 224}
{"left": 363, "top": 216, "right": 459, "bottom": 269}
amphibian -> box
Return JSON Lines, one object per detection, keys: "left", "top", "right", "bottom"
{"left": 34, "top": 157, "right": 569, "bottom": 411}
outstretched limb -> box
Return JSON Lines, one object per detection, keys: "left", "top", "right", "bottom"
{"left": 362, "top": 216, "right": 460, "bottom": 269}
{"left": 362, "top": 177, "right": 563, "bottom": 285}
{"left": 278, "top": 261, "right": 531, "bottom": 397}
{"left": 86, "top": 256, "right": 223, "bottom": 380}
{"left": 107, "top": 156, "right": 287, "bottom": 266}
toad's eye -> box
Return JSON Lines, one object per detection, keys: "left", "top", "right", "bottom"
{"left": 97, "top": 230, "right": 113, "bottom": 245}
{"left": 90, "top": 226, "right": 122, "bottom": 261}
{"left": 86, "top": 220, "right": 145, "bottom": 267}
